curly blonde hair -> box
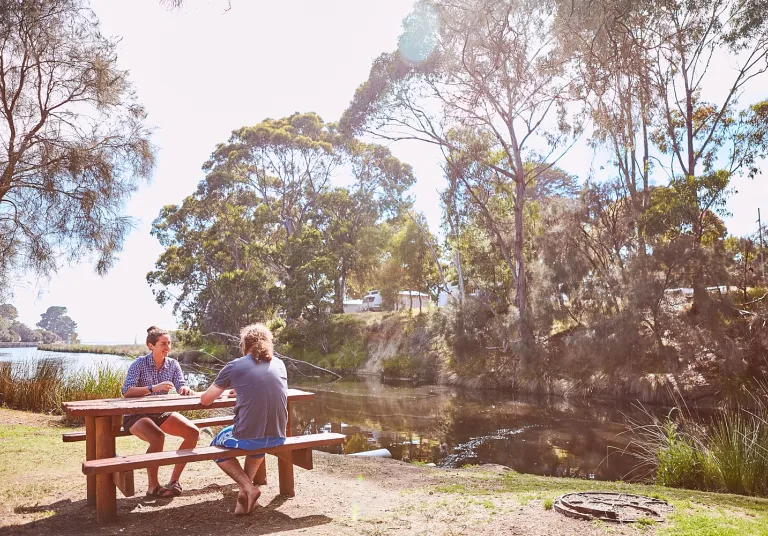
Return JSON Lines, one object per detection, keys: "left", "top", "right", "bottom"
{"left": 240, "top": 323, "right": 273, "bottom": 362}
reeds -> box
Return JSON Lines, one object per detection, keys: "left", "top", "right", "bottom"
{"left": 626, "top": 396, "right": 768, "bottom": 496}
{"left": 0, "top": 358, "right": 125, "bottom": 414}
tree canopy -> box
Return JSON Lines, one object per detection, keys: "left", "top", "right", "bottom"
{"left": 0, "top": 0, "right": 154, "bottom": 286}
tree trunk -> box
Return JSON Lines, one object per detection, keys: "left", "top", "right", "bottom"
{"left": 514, "top": 173, "right": 533, "bottom": 344}
{"left": 333, "top": 275, "right": 345, "bottom": 314}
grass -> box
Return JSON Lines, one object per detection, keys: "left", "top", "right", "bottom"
{"left": 0, "top": 359, "right": 125, "bottom": 415}
{"left": 38, "top": 343, "right": 149, "bottom": 358}
{"left": 627, "top": 398, "right": 768, "bottom": 497}
{"left": 429, "top": 467, "right": 768, "bottom": 535}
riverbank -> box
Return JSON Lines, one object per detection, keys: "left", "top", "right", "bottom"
{"left": 277, "top": 312, "right": 725, "bottom": 405}
{"left": 2, "top": 408, "right": 767, "bottom": 535}
{"left": 37, "top": 343, "right": 149, "bottom": 358}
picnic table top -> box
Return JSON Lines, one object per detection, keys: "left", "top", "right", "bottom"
{"left": 62, "top": 388, "right": 315, "bottom": 417}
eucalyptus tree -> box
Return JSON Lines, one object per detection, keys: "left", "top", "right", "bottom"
{"left": 149, "top": 113, "right": 414, "bottom": 334}
{"left": 342, "top": 0, "right": 582, "bottom": 344}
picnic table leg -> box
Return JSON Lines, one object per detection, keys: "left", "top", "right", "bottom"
{"left": 278, "top": 403, "right": 294, "bottom": 496}
{"left": 95, "top": 416, "right": 118, "bottom": 523}
{"left": 86, "top": 416, "right": 96, "bottom": 507}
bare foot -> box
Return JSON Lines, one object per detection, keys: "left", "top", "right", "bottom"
{"left": 234, "top": 491, "right": 249, "bottom": 516}
{"left": 247, "top": 487, "right": 261, "bottom": 514}
{"left": 233, "top": 487, "right": 260, "bottom": 516}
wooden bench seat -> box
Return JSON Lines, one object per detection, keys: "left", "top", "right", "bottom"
{"left": 83, "top": 432, "right": 345, "bottom": 522}
{"left": 62, "top": 415, "right": 235, "bottom": 442}
{"left": 83, "top": 432, "right": 345, "bottom": 474}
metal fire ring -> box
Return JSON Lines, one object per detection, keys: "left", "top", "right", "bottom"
{"left": 552, "top": 492, "right": 673, "bottom": 523}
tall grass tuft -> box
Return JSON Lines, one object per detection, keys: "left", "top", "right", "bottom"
{"left": 0, "top": 358, "right": 125, "bottom": 415}
{"left": 627, "top": 398, "right": 768, "bottom": 497}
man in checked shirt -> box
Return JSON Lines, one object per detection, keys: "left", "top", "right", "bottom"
{"left": 121, "top": 326, "right": 199, "bottom": 498}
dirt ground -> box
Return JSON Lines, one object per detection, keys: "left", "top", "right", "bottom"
{"left": 0, "top": 408, "right": 659, "bottom": 536}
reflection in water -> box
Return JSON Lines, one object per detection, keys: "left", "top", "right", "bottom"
{"left": 290, "top": 377, "right": 681, "bottom": 482}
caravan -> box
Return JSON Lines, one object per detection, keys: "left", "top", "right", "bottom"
{"left": 361, "top": 290, "right": 383, "bottom": 311}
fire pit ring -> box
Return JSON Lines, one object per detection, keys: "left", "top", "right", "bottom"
{"left": 552, "top": 492, "right": 673, "bottom": 523}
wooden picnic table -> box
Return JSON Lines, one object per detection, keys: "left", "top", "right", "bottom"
{"left": 62, "top": 388, "right": 315, "bottom": 519}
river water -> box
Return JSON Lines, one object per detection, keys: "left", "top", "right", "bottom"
{"left": 0, "top": 347, "right": 681, "bottom": 482}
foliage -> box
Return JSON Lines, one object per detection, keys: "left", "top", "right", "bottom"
{"left": 277, "top": 314, "right": 369, "bottom": 373}
{"left": 377, "top": 214, "right": 440, "bottom": 312}
{"left": 148, "top": 112, "right": 415, "bottom": 335}
{"left": 0, "top": 0, "right": 154, "bottom": 284}
{"left": 0, "top": 303, "right": 56, "bottom": 343}
{"left": 36, "top": 306, "right": 78, "bottom": 342}
{"left": 342, "top": 0, "right": 582, "bottom": 343}
{"left": 0, "top": 304, "right": 18, "bottom": 321}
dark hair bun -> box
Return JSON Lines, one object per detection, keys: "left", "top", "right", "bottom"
{"left": 147, "top": 326, "right": 159, "bottom": 333}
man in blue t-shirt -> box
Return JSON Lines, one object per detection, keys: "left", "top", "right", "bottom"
{"left": 201, "top": 323, "right": 287, "bottom": 516}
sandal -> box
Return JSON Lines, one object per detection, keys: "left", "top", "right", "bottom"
{"left": 165, "top": 480, "right": 183, "bottom": 497}
{"left": 147, "top": 485, "right": 174, "bottom": 498}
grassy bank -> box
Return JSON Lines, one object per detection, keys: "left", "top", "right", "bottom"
{"left": 2, "top": 407, "right": 768, "bottom": 535}
{"left": 37, "top": 343, "right": 148, "bottom": 357}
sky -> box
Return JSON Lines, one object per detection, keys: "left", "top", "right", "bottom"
{"left": 8, "top": 0, "right": 767, "bottom": 343}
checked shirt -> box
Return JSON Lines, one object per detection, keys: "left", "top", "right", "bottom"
{"left": 121, "top": 353, "right": 188, "bottom": 396}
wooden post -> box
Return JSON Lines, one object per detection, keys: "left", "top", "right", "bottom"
{"left": 278, "top": 402, "right": 294, "bottom": 496}
{"left": 95, "top": 416, "right": 117, "bottom": 523}
{"left": 85, "top": 416, "right": 96, "bottom": 507}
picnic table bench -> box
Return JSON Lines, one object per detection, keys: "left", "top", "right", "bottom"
{"left": 62, "top": 389, "right": 345, "bottom": 523}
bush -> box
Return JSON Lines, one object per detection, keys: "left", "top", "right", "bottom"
{"left": 381, "top": 355, "right": 418, "bottom": 379}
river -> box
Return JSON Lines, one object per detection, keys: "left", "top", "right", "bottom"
{"left": 0, "top": 347, "right": 684, "bottom": 482}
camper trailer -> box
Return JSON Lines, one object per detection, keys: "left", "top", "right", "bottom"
{"left": 361, "top": 290, "right": 383, "bottom": 311}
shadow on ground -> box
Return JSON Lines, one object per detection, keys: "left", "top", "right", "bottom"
{"left": 5, "top": 484, "right": 332, "bottom": 536}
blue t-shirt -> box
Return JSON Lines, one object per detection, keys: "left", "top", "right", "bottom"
{"left": 213, "top": 355, "right": 288, "bottom": 440}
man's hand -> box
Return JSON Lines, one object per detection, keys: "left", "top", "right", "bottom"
{"left": 153, "top": 381, "right": 175, "bottom": 394}
{"left": 179, "top": 386, "right": 193, "bottom": 396}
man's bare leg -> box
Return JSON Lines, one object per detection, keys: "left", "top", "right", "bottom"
{"left": 244, "top": 456, "right": 264, "bottom": 482}
{"left": 216, "top": 458, "right": 261, "bottom": 515}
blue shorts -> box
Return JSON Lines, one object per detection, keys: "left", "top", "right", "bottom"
{"left": 211, "top": 425, "right": 285, "bottom": 463}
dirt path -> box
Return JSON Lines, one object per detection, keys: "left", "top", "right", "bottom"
{"left": 0, "top": 408, "right": 647, "bottom": 536}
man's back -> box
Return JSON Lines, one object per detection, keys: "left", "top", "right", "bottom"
{"left": 214, "top": 356, "right": 288, "bottom": 439}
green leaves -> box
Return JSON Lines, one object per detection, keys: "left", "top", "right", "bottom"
{"left": 149, "top": 112, "right": 417, "bottom": 335}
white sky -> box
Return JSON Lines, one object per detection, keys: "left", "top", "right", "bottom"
{"left": 8, "top": 0, "right": 767, "bottom": 343}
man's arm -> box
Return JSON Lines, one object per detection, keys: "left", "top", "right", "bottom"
{"left": 200, "top": 383, "right": 226, "bottom": 406}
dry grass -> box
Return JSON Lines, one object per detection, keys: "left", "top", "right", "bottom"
{"left": 0, "top": 359, "right": 125, "bottom": 415}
